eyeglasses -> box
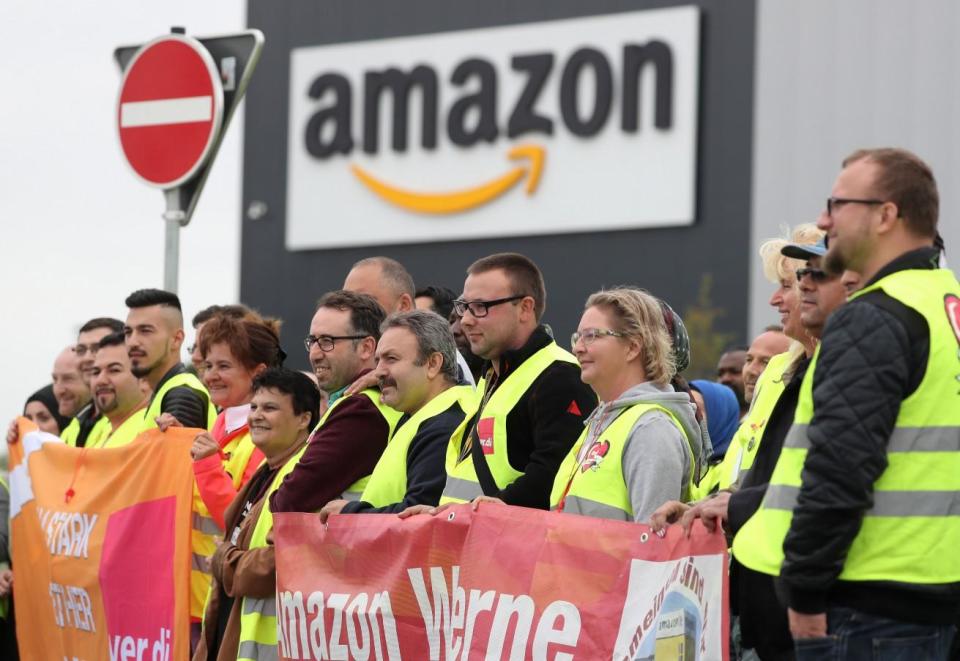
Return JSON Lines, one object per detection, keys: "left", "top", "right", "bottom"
{"left": 74, "top": 343, "right": 100, "bottom": 358}
{"left": 452, "top": 295, "right": 525, "bottom": 318}
{"left": 825, "top": 197, "right": 885, "bottom": 217}
{"left": 571, "top": 328, "right": 624, "bottom": 349}
{"left": 795, "top": 267, "right": 832, "bottom": 283}
{"left": 303, "top": 334, "right": 367, "bottom": 352}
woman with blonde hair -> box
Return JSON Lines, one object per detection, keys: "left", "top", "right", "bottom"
{"left": 549, "top": 287, "right": 706, "bottom": 523}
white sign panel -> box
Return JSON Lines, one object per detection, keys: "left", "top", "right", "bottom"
{"left": 286, "top": 7, "right": 700, "bottom": 249}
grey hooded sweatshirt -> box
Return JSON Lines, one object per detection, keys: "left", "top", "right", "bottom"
{"left": 562, "top": 381, "right": 708, "bottom": 523}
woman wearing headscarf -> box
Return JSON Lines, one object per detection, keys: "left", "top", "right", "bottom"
{"left": 689, "top": 379, "right": 740, "bottom": 461}
{"left": 23, "top": 385, "right": 70, "bottom": 435}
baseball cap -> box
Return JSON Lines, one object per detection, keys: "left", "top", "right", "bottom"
{"left": 781, "top": 235, "right": 827, "bottom": 260}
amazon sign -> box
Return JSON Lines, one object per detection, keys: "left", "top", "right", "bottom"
{"left": 285, "top": 6, "right": 700, "bottom": 249}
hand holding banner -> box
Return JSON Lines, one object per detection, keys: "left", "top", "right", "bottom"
{"left": 9, "top": 418, "right": 197, "bottom": 661}
{"left": 275, "top": 502, "right": 729, "bottom": 660}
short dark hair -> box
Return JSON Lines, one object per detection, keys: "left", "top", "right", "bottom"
{"left": 317, "top": 290, "right": 386, "bottom": 341}
{"left": 763, "top": 324, "right": 784, "bottom": 333}
{"left": 467, "top": 253, "right": 546, "bottom": 320}
{"left": 415, "top": 285, "right": 457, "bottom": 320}
{"left": 192, "top": 304, "right": 255, "bottom": 328}
{"left": 352, "top": 256, "right": 416, "bottom": 299}
{"left": 252, "top": 367, "right": 321, "bottom": 431}
{"left": 843, "top": 148, "right": 939, "bottom": 238}
{"left": 97, "top": 331, "right": 127, "bottom": 349}
{"left": 125, "top": 288, "right": 182, "bottom": 311}
{"left": 79, "top": 317, "right": 124, "bottom": 335}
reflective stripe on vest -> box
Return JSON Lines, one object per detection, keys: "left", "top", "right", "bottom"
{"left": 237, "top": 445, "right": 308, "bottom": 659}
{"left": 140, "top": 371, "right": 216, "bottom": 432}
{"left": 313, "top": 388, "right": 402, "bottom": 501}
{"left": 733, "top": 268, "right": 960, "bottom": 582}
{"left": 440, "top": 342, "right": 577, "bottom": 504}
{"left": 360, "top": 385, "right": 473, "bottom": 508}
{"left": 190, "top": 485, "right": 222, "bottom": 618}
{"left": 549, "top": 402, "right": 692, "bottom": 521}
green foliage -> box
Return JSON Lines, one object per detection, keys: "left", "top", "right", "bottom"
{"left": 683, "top": 273, "right": 735, "bottom": 380}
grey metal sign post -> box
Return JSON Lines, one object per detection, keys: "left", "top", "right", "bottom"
{"left": 115, "top": 27, "right": 264, "bottom": 293}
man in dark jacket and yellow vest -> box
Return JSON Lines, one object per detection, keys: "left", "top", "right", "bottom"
{"left": 734, "top": 148, "right": 960, "bottom": 658}
{"left": 431, "top": 253, "right": 597, "bottom": 510}
{"left": 319, "top": 310, "right": 471, "bottom": 520}
{"left": 124, "top": 288, "right": 216, "bottom": 432}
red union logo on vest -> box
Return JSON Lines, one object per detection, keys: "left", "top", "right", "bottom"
{"left": 285, "top": 7, "right": 700, "bottom": 249}
{"left": 478, "top": 417, "right": 495, "bottom": 455}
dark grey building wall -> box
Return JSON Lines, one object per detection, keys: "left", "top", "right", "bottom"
{"left": 241, "top": 0, "right": 756, "bottom": 373}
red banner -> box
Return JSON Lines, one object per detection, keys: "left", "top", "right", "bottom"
{"left": 275, "top": 503, "right": 728, "bottom": 660}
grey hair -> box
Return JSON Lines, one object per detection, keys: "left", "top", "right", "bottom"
{"left": 381, "top": 310, "right": 458, "bottom": 382}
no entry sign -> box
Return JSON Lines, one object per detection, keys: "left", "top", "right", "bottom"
{"left": 117, "top": 34, "right": 224, "bottom": 188}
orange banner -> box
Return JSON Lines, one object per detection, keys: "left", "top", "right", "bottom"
{"left": 8, "top": 418, "right": 196, "bottom": 661}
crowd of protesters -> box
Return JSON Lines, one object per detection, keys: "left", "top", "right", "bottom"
{"left": 1, "top": 146, "right": 958, "bottom": 660}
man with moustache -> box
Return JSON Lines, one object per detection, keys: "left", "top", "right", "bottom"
{"left": 61, "top": 317, "right": 125, "bottom": 446}
{"left": 124, "top": 289, "right": 215, "bottom": 432}
{"left": 735, "top": 148, "right": 960, "bottom": 658}
{"left": 319, "top": 310, "right": 472, "bottom": 520}
{"left": 269, "top": 290, "right": 403, "bottom": 513}
{"left": 85, "top": 332, "right": 149, "bottom": 448}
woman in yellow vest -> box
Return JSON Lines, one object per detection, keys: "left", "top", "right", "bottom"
{"left": 194, "top": 367, "right": 319, "bottom": 661}
{"left": 548, "top": 287, "right": 706, "bottom": 522}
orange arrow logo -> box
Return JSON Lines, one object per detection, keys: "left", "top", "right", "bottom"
{"left": 350, "top": 144, "right": 545, "bottom": 215}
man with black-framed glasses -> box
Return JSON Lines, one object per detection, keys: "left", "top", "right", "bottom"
{"left": 431, "top": 252, "right": 597, "bottom": 510}
{"left": 733, "top": 148, "right": 960, "bottom": 659}
{"left": 270, "top": 290, "right": 403, "bottom": 514}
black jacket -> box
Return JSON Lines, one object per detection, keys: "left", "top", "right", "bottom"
{"left": 775, "top": 246, "right": 959, "bottom": 625}
{"left": 728, "top": 356, "right": 809, "bottom": 659}
{"left": 150, "top": 363, "right": 211, "bottom": 430}
{"left": 470, "top": 325, "right": 598, "bottom": 509}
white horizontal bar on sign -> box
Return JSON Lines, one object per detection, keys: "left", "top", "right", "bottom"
{"left": 120, "top": 96, "right": 212, "bottom": 128}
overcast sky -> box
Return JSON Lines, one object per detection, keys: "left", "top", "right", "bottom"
{"left": 1, "top": 1, "right": 246, "bottom": 423}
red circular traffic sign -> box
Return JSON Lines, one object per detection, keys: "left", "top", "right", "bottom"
{"left": 117, "top": 34, "right": 224, "bottom": 188}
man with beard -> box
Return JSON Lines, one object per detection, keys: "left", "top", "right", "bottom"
{"left": 61, "top": 317, "right": 125, "bottom": 446}
{"left": 735, "top": 148, "right": 960, "bottom": 658}
{"left": 124, "top": 289, "right": 215, "bottom": 433}
{"left": 717, "top": 346, "right": 749, "bottom": 417}
{"left": 85, "top": 333, "right": 149, "bottom": 448}
{"left": 269, "top": 290, "right": 403, "bottom": 513}
{"left": 319, "top": 310, "right": 472, "bottom": 520}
